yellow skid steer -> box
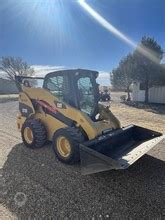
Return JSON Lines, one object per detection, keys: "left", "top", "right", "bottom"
{"left": 15, "top": 69, "right": 164, "bottom": 174}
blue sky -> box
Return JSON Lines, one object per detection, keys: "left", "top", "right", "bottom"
{"left": 0, "top": 0, "right": 165, "bottom": 85}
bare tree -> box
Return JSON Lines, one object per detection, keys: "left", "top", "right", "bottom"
{"left": 0, "top": 56, "right": 34, "bottom": 81}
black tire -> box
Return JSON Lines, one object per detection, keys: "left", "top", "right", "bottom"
{"left": 21, "top": 119, "right": 47, "bottom": 148}
{"left": 52, "top": 127, "right": 85, "bottom": 164}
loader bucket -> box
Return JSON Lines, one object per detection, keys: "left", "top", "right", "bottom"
{"left": 80, "top": 125, "right": 164, "bottom": 175}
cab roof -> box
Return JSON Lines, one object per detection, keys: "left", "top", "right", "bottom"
{"left": 45, "top": 68, "right": 99, "bottom": 79}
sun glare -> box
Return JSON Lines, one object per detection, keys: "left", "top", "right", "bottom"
{"left": 78, "top": 0, "right": 162, "bottom": 65}
{"left": 7, "top": 0, "right": 74, "bottom": 47}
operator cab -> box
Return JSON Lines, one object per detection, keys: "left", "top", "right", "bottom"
{"left": 43, "top": 69, "right": 100, "bottom": 119}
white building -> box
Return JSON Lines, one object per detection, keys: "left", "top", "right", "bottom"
{"left": 132, "top": 82, "right": 165, "bottom": 104}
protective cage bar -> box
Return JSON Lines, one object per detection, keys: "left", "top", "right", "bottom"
{"left": 80, "top": 125, "right": 164, "bottom": 175}
{"left": 15, "top": 75, "right": 45, "bottom": 92}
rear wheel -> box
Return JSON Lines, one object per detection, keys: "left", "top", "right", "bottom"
{"left": 52, "top": 127, "right": 85, "bottom": 164}
{"left": 21, "top": 119, "right": 47, "bottom": 148}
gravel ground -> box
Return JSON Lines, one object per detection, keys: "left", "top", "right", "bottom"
{"left": 0, "top": 100, "right": 165, "bottom": 219}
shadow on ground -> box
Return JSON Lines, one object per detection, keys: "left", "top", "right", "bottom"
{"left": 123, "top": 101, "right": 165, "bottom": 115}
{"left": 0, "top": 143, "right": 165, "bottom": 219}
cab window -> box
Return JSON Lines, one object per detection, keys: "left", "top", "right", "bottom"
{"left": 77, "top": 76, "right": 95, "bottom": 115}
{"left": 45, "top": 75, "right": 64, "bottom": 101}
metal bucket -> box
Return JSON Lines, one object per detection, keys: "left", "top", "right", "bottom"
{"left": 80, "top": 125, "right": 164, "bottom": 175}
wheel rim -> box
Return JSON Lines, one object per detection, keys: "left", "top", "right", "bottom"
{"left": 24, "top": 127, "right": 33, "bottom": 144}
{"left": 56, "top": 136, "right": 71, "bottom": 158}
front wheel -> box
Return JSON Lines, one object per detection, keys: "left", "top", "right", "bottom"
{"left": 21, "top": 119, "right": 47, "bottom": 148}
{"left": 52, "top": 127, "right": 85, "bottom": 164}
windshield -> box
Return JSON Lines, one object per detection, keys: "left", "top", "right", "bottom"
{"left": 44, "top": 75, "right": 65, "bottom": 101}
{"left": 77, "top": 76, "right": 95, "bottom": 115}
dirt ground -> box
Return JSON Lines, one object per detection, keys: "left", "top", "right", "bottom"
{"left": 0, "top": 99, "right": 165, "bottom": 219}
{"left": 111, "top": 102, "right": 165, "bottom": 134}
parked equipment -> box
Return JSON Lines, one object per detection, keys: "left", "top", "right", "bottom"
{"left": 15, "top": 69, "right": 164, "bottom": 174}
{"left": 99, "top": 91, "right": 111, "bottom": 102}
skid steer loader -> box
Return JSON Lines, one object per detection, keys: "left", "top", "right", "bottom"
{"left": 15, "top": 69, "right": 164, "bottom": 174}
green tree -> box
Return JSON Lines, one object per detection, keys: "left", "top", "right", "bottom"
{"left": 111, "top": 36, "right": 164, "bottom": 103}
{"left": 0, "top": 56, "right": 34, "bottom": 81}
{"left": 111, "top": 68, "right": 125, "bottom": 90}
{"left": 133, "top": 36, "right": 163, "bottom": 103}
{"left": 111, "top": 53, "right": 136, "bottom": 100}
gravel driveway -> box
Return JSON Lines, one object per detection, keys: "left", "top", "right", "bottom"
{"left": 0, "top": 101, "right": 165, "bottom": 219}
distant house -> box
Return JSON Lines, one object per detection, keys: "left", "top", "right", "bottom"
{"left": 132, "top": 82, "right": 165, "bottom": 104}
{"left": 132, "top": 63, "right": 165, "bottom": 104}
{"left": 0, "top": 78, "right": 18, "bottom": 94}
